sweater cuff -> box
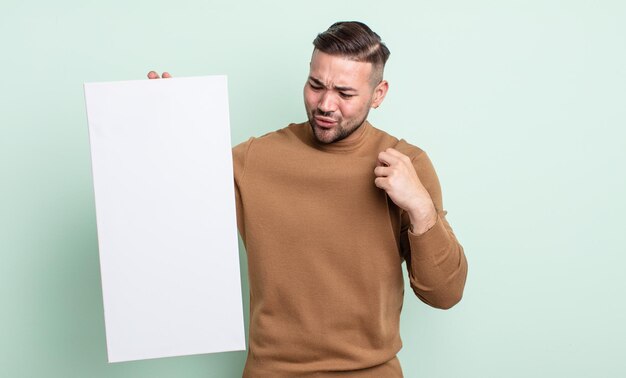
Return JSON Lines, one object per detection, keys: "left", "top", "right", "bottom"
{"left": 407, "top": 214, "right": 451, "bottom": 260}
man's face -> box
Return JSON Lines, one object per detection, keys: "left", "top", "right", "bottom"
{"left": 304, "top": 50, "right": 388, "bottom": 144}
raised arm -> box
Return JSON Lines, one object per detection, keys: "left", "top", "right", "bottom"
{"left": 375, "top": 147, "right": 468, "bottom": 309}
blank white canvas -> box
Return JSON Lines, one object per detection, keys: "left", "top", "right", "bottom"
{"left": 84, "top": 76, "right": 245, "bottom": 363}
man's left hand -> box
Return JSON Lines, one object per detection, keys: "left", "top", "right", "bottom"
{"left": 374, "top": 148, "right": 438, "bottom": 235}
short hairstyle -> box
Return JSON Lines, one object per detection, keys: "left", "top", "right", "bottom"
{"left": 313, "top": 21, "right": 391, "bottom": 79}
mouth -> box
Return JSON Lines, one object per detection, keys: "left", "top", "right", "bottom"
{"left": 313, "top": 115, "right": 338, "bottom": 128}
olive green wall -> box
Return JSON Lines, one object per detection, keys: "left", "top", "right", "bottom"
{"left": 2, "top": 1, "right": 625, "bottom": 377}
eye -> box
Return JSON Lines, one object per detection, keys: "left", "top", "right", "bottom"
{"left": 309, "top": 82, "right": 323, "bottom": 91}
{"left": 339, "top": 92, "right": 355, "bottom": 99}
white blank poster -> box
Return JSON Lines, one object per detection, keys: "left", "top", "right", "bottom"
{"left": 84, "top": 76, "right": 245, "bottom": 363}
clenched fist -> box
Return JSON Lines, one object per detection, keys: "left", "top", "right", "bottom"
{"left": 374, "top": 148, "right": 437, "bottom": 235}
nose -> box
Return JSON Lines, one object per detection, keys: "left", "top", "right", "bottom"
{"left": 317, "top": 91, "right": 337, "bottom": 114}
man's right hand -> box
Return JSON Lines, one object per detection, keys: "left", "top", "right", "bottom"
{"left": 147, "top": 71, "right": 172, "bottom": 79}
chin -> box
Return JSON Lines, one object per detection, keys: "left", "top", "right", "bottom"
{"left": 312, "top": 127, "right": 336, "bottom": 144}
{"left": 308, "top": 121, "right": 337, "bottom": 144}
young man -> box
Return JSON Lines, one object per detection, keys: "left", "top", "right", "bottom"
{"left": 150, "top": 21, "right": 467, "bottom": 378}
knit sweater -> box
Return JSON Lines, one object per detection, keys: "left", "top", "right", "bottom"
{"left": 232, "top": 121, "right": 468, "bottom": 377}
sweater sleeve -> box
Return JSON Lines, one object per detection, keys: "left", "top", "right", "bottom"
{"left": 232, "top": 137, "right": 254, "bottom": 245}
{"left": 400, "top": 150, "right": 468, "bottom": 309}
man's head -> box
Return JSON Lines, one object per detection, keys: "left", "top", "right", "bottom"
{"left": 304, "top": 21, "right": 391, "bottom": 144}
{"left": 313, "top": 21, "right": 390, "bottom": 86}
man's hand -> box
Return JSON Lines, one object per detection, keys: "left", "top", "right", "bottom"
{"left": 374, "top": 148, "right": 437, "bottom": 235}
{"left": 147, "top": 71, "right": 172, "bottom": 79}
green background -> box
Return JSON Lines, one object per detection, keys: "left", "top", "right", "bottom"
{"left": 2, "top": 1, "right": 625, "bottom": 377}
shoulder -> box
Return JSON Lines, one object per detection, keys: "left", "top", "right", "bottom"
{"left": 233, "top": 122, "right": 303, "bottom": 155}
{"left": 368, "top": 123, "right": 427, "bottom": 161}
{"left": 367, "top": 124, "right": 438, "bottom": 185}
{"left": 232, "top": 122, "right": 307, "bottom": 179}
{"left": 234, "top": 122, "right": 306, "bottom": 152}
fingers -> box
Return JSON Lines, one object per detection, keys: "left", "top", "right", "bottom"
{"left": 147, "top": 71, "right": 172, "bottom": 79}
{"left": 374, "top": 165, "right": 390, "bottom": 177}
{"left": 374, "top": 176, "right": 389, "bottom": 190}
{"left": 377, "top": 148, "right": 410, "bottom": 167}
{"left": 374, "top": 147, "right": 417, "bottom": 190}
{"left": 373, "top": 165, "right": 399, "bottom": 189}
{"left": 385, "top": 148, "right": 408, "bottom": 159}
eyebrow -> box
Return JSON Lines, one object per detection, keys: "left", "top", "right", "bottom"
{"left": 308, "top": 76, "right": 357, "bottom": 93}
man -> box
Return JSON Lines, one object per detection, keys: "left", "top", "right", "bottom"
{"left": 150, "top": 21, "right": 467, "bottom": 378}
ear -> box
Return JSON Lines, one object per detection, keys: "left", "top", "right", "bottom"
{"left": 371, "top": 80, "right": 389, "bottom": 109}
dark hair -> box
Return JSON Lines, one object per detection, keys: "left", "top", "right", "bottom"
{"left": 313, "top": 21, "right": 391, "bottom": 69}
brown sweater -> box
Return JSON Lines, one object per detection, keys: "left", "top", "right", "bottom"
{"left": 233, "top": 121, "right": 468, "bottom": 377}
